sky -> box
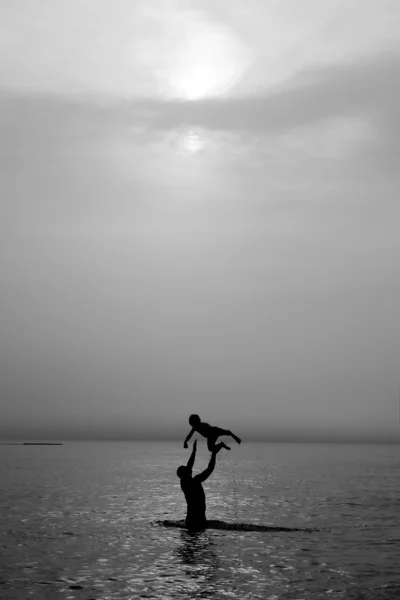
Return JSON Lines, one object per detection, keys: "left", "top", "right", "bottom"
{"left": 0, "top": 0, "right": 399, "bottom": 442}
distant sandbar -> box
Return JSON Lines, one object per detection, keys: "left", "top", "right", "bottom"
{"left": 0, "top": 442, "right": 63, "bottom": 446}
{"left": 23, "top": 442, "right": 63, "bottom": 445}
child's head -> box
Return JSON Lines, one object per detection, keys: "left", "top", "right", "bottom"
{"left": 189, "top": 414, "right": 201, "bottom": 427}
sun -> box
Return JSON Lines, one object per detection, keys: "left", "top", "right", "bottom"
{"left": 174, "top": 63, "right": 226, "bottom": 101}
{"left": 167, "top": 19, "right": 250, "bottom": 100}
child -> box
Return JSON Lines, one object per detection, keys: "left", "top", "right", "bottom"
{"left": 184, "top": 414, "right": 241, "bottom": 452}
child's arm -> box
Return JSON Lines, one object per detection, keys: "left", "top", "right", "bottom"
{"left": 183, "top": 428, "right": 195, "bottom": 448}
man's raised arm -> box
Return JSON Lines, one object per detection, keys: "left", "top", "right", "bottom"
{"left": 186, "top": 439, "right": 197, "bottom": 471}
{"left": 195, "top": 448, "right": 219, "bottom": 483}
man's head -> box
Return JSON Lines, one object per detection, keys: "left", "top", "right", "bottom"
{"left": 177, "top": 465, "right": 192, "bottom": 480}
{"left": 189, "top": 414, "right": 201, "bottom": 427}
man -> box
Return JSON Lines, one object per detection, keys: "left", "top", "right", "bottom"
{"left": 176, "top": 439, "right": 221, "bottom": 529}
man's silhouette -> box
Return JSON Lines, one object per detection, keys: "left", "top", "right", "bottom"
{"left": 176, "top": 439, "right": 221, "bottom": 529}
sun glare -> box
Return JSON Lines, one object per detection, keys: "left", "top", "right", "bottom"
{"left": 174, "top": 65, "right": 224, "bottom": 101}
{"left": 182, "top": 130, "right": 205, "bottom": 153}
{"left": 168, "top": 20, "right": 250, "bottom": 100}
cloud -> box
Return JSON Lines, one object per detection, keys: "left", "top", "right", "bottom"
{"left": 0, "top": 50, "right": 398, "bottom": 242}
{"left": 137, "top": 53, "right": 398, "bottom": 133}
{"left": 125, "top": 52, "right": 398, "bottom": 180}
{"left": 2, "top": 51, "right": 398, "bottom": 192}
{"left": 1, "top": 0, "right": 399, "bottom": 100}
{"left": 2, "top": 50, "right": 398, "bottom": 136}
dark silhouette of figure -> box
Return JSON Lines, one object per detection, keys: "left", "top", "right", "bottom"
{"left": 183, "top": 414, "right": 241, "bottom": 452}
{"left": 177, "top": 439, "right": 221, "bottom": 529}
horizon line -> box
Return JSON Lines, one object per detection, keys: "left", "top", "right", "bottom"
{"left": 1, "top": 437, "right": 399, "bottom": 445}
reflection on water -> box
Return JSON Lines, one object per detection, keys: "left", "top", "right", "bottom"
{"left": 177, "top": 529, "right": 219, "bottom": 569}
{"left": 1, "top": 442, "right": 400, "bottom": 599}
{"left": 175, "top": 530, "right": 220, "bottom": 597}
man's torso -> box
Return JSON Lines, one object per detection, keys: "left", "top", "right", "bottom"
{"left": 181, "top": 477, "right": 206, "bottom": 524}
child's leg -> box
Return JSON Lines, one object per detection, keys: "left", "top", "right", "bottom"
{"left": 215, "top": 427, "right": 241, "bottom": 445}
{"left": 207, "top": 436, "right": 217, "bottom": 452}
{"left": 230, "top": 431, "right": 241, "bottom": 445}
{"left": 207, "top": 436, "right": 230, "bottom": 452}
{"left": 215, "top": 441, "right": 230, "bottom": 452}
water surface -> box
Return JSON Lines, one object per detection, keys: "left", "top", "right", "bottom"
{"left": 1, "top": 441, "right": 399, "bottom": 599}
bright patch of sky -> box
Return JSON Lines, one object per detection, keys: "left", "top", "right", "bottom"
{"left": 0, "top": 0, "right": 398, "bottom": 99}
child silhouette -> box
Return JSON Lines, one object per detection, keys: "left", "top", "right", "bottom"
{"left": 184, "top": 414, "right": 241, "bottom": 452}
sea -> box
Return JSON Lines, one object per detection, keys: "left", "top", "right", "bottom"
{"left": 1, "top": 441, "right": 399, "bottom": 600}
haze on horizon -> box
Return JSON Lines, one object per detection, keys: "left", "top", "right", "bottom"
{"left": 1, "top": 0, "right": 400, "bottom": 444}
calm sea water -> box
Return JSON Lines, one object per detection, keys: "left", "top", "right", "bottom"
{"left": 1, "top": 441, "right": 399, "bottom": 600}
